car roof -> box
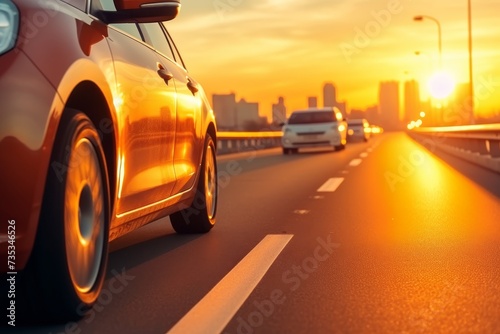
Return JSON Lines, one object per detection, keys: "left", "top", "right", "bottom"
{"left": 347, "top": 118, "right": 367, "bottom": 124}
{"left": 291, "top": 107, "right": 337, "bottom": 114}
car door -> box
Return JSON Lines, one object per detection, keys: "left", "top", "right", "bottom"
{"left": 139, "top": 22, "right": 203, "bottom": 195}
{"left": 103, "top": 21, "right": 177, "bottom": 215}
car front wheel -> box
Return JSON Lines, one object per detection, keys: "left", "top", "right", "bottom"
{"left": 21, "top": 110, "right": 109, "bottom": 322}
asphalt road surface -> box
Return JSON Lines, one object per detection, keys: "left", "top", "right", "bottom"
{"left": 5, "top": 132, "right": 500, "bottom": 333}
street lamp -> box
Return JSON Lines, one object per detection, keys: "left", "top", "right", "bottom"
{"left": 467, "top": 0, "right": 474, "bottom": 123}
{"left": 413, "top": 15, "right": 442, "bottom": 69}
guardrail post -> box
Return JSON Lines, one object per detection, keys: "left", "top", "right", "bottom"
{"left": 465, "top": 138, "right": 478, "bottom": 153}
{"left": 465, "top": 138, "right": 474, "bottom": 152}
{"left": 475, "top": 139, "right": 489, "bottom": 155}
{"left": 217, "top": 140, "right": 228, "bottom": 154}
{"left": 489, "top": 140, "right": 500, "bottom": 158}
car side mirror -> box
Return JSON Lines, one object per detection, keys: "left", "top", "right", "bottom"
{"left": 99, "top": 0, "right": 181, "bottom": 24}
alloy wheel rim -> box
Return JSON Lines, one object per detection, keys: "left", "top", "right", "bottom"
{"left": 64, "top": 137, "right": 105, "bottom": 294}
{"left": 205, "top": 144, "right": 216, "bottom": 220}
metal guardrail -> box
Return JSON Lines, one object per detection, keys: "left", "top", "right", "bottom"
{"left": 408, "top": 123, "right": 500, "bottom": 173}
{"left": 217, "top": 131, "right": 283, "bottom": 154}
{"left": 216, "top": 126, "right": 384, "bottom": 155}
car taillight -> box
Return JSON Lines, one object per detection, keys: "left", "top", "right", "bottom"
{"left": 0, "top": 0, "right": 19, "bottom": 56}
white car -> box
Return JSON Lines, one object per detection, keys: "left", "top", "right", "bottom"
{"left": 281, "top": 107, "right": 347, "bottom": 154}
{"left": 347, "top": 118, "right": 371, "bottom": 142}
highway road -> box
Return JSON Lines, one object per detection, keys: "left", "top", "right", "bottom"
{"left": 5, "top": 132, "right": 500, "bottom": 333}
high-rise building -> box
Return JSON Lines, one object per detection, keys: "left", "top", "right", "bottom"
{"left": 322, "top": 82, "right": 347, "bottom": 118}
{"left": 236, "top": 99, "right": 260, "bottom": 129}
{"left": 365, "top": 105, "right": 380, "bottom": 125}
{"left": 335, "top": 101, "right": 347, "bottom": 119}
{"left": 404, "top": 80, "right": 421, "bottom": 122}
{"left": 378, "top": 81, "right": 401, "bottom": 131}
{"left": 308, "top": 97, "right": 318, "bottom": 108}
{"left": 212, "top": 93, "right": 262, "bottom": 130}
{"left": 212, "top": 93, "right": 237, "bottom": 130}
{"left": 323, "top": 82, "right": 336, "bottom": 107}
{"left": 272, "top": 96, "right": 287, "bottom": 125}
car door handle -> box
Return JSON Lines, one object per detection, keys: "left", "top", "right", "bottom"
{"left": 157, "top": 67, "right": 173, "bottom": 83}
{"left": 187, "top": 78, "right": 199, "bottom": 95}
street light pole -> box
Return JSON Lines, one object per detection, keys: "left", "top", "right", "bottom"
{"left": 413, "top": 15, "right": 442, "bottom": 69}
{"left": 467, "top": 0, "right": 474, "bottom": 123}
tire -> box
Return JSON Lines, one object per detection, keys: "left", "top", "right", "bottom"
{"left": 283, "top": 148, "right": 289, "bottom": 154}
{"left": 21, "top": 110, "right": 109, "bottom": 323}
{"left": 170, "top": 134, "right": 217, "bottom": 233}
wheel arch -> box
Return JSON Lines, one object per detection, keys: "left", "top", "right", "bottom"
{"left": 64, "top": 81, "right": 117, "bottom": 216}
{"left": 206, "top": 121, "right": 217, "bottom": 149}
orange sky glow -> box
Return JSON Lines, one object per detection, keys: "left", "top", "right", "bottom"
{"left": 167, "top": 0, "right": 500, "bottom": 121}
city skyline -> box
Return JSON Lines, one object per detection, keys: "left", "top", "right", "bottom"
{"left": 212, "top": 81, "right": 397, "bottom": 130}
{"left": 212, "top": 78, "right": 491, "bottom": 131}
{"left": 167, "top": 0, "right": 500, "bottom": 122}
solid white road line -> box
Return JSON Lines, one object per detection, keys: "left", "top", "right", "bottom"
{"left": 317, "top": 177, "right": 344, "bottom": 192}
{"left": 167, "top": 234, "right": 294, "bottom": 334}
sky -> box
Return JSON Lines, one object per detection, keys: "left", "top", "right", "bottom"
{"left": 166, "top": 0, "right": 500, "bottom": 121}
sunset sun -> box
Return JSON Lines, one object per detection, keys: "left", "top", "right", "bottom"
{"left": 427, "top": 71, "right": 456, "bottom": 100}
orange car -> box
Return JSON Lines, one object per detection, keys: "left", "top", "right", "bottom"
{"left": 0, "top": 0, "right": 217, "bottom": 321}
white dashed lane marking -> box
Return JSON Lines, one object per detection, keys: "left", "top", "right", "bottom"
{"left": 349, "top": 159, "right": 362, "bottom": 167}
{"left": 317, "top": 178, "right": 344, "bottom": 192}
{"left": 167, "top": 234, "right": 293, "bottom": 334}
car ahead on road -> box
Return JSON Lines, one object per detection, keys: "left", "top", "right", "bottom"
{"left": 347, "top": 118, "right": 371, "bottom": 142}
{"left": 281, "top": 107, "right": 347, "bottom": 154}
{"left": 0, "top": 0, "right": 217, "bottom": 322}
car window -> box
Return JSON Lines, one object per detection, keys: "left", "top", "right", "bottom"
{"left": 61, "top": 0, "right": 87, "bottom": 11}
{"left": 288, "top": 111, "right": 335, "bottom": 125}
{"left": 111, "top": 23, "right": 142, "bottom": 40}
{"left": 93, "top": 0, "right": 114, "bottom": 11}
{"left": 140, "top": 23, "right": 176, "bottom": 61}
{"left": 348, "top": 119, "right": 368, "bottom": 127}
{"left": 162, "top": 25, "right": 186, "bottom": 69}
